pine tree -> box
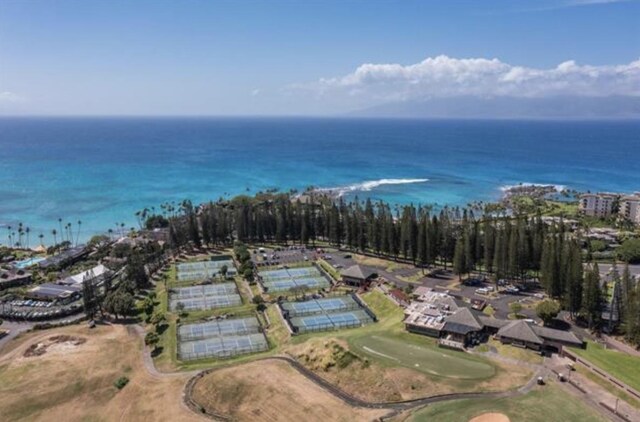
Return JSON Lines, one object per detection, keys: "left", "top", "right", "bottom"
{"left": 453, "top": 233, "right": 467, "bottom": 281}
{"left": 582, "top": 263, "right": 603, "bottom": 330}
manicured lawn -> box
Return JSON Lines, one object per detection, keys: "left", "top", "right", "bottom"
{"left": 317, "top": 258, "right": 341, "bottom": 281}
{"left": 359, "top": 289, "right": 404, "bottom": 329}
{"left": 570, "top": 341, "right": 640, "bottom": 392}
{"left": 409, "top": 383, "right": 605, "bottom": 422}
{"left": 348, "top": 332, "right": 495, "bottom": 380}
{"left": 487, "top": 339, "right": 544, "bottom": 365}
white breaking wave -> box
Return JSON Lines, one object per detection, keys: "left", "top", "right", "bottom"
{"left": 317, "top": 178, "right": 429, "bottom": 197}
{"left": 500, "top": 183, "right": 566, "bottom": 193}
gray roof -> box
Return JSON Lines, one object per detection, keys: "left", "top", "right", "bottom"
{"left": 479, "top": 316, "right": 511, "bottom": 329}
{"left": 341, "top": 265, "right": 376, "bottom": 280}
{"left": 532, "top": 325, "right": 583, "bottom": 346}
{"left": 497, "top": 320, "right": 543, "bottom": 345}
{"left": 443, "top": 307, "right": 484, "bottom": 335}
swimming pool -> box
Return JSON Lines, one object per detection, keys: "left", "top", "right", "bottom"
{"left": 13, "top": 256, "right": 46, "bottom": 269}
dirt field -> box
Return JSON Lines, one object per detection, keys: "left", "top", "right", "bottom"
{"left": 288, "top": 337, "right": 532, "bottom": 402}
{"left": 469, "top": 413, "right": 510, "bottom": 422}
{"left": 0, "top": 324, "right": 201, "bottom": 422}
{"left": 191, "top": 359, "right": 389, "bottom": 421}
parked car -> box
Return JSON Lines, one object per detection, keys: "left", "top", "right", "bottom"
{"left": 475, "top": 288, "right": 489, "bottom": 295}
{"left": 504, "top": 286, "right": 520, "bottom": 294}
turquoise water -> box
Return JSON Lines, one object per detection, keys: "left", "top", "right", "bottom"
{"left": 0, "top": 117, "right": 639, "bottom": 244}
{"left": 13, "top": 256, "right": 46, "bottom": 268}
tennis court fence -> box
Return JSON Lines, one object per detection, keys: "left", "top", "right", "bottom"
{"left": 293, "top": 319, "right": 366, "bottom": 334}
{"left": 178, "top": 342, "right": 268, "bottom": 361}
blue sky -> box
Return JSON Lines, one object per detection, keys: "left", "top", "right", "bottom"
{"left": 0, "top": 0, "right": 638, "bottom": 115}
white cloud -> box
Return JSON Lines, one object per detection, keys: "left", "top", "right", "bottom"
{"left": 300, "top": 56, "right": 640, "bottom": 102}
{"left": 0, "top": 91, "right": 27, "bottom": 104}
{"left": 569, "top": 0, "right": 630, "bottom": 5}
{"left": 250, "top": 88, "right": 261, "bottom": 96}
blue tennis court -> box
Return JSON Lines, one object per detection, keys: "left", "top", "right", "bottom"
{"left": 262, "top": 277, "right": 330, "bottom": 292}
{"left": 281, "top": 296, "right": 360, "bottom": 317}
{"left": 290, "top": 310, "right": 374, "bottom": 334}
{"left": 283, "top": 294, "right": 376, "bottom": 334}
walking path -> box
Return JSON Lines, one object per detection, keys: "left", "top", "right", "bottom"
{"left": 547, "top": 354, "right": 639, "bottom": 422}
{"left": 603, "top": 334, "right": 640, "bottom": 358}
{"left": 130, "top": 323, "right": 635, "bottom": 421}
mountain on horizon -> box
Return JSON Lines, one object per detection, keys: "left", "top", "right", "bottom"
{"left": 349, "top": 96, "right": 640, "bottom": 119}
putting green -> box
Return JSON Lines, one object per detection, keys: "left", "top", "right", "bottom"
{"left": 349, "top": 334, "right": 495, "bottom": 380}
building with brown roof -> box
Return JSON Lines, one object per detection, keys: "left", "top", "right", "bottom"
{"left": 340, "top": 265, "right": 377, "bottom": 286}
{"left": 405, "top": 289, "right": 583, "bottom": 353}
{"left": 497, "top": 320, "right": 584, "bottom": 352}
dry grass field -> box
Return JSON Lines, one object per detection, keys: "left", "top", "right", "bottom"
{"left": 190, "top": 359, "right": 389, "bottom": 421}
{"left": 0, "top": 324, "right": 200, "bottom": 422}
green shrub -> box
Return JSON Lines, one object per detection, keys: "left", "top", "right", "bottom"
{"left": 114, "top": 376, "right": 129, "bottom": 390}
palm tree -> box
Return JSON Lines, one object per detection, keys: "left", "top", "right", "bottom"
{"left": 76, "top": 220, "right": 82, "bottom": 246}
{"left": 52, "top": 229, "right": 58, "bottom": 246}
{"left": 58, "top": 218, "right": 64, "bottom": 242}
{"left": 18, "top": 222, "right": 23, "bottom": 247}
{"left": 107, "top": 228, "right": 113, "bottom": 240}
{"left": 38, "top": 232, "right": 44, "bottom": 246}
{"left": 25, "top": 226, "right": 30, "bottom": 249}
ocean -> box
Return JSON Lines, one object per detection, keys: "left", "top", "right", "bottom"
{"left": 1, "top": 117, "right": 639, "bottom": 244}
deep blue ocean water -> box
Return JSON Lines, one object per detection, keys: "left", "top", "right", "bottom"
{"left": 0, "top": 118, "right": 639, "bottom": 244}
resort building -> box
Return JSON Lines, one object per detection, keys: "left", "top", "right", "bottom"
{"left": 579, "top": 193, "right": 616, "bottom": 218}
{"left": 61, "top": 264, "right": 113, "bottom": 286}
{"left": 404, "top": 289, "right": 584, "bottom": 352}
{"left": 620, "top": 194, "right": 640, "bottom": 225}
{"left": 38, "top": 245, "right": 89, "bottom": 271}
{"left": 0, "top": 268, "right": 32, "bottom": 290}
{"left": 27, "top": 283, "right": 82, "bottom": 303}
{"left": 340, "top": 264, "right": 377, "bottom": 287}
{"left": 496, "top": 320, "right": 583, "bottom": 351}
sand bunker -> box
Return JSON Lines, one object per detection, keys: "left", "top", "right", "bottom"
{"left": 469, "top": 413, "right": 511, "bottom": 422}
{"left": 23, "top": 335, "right": 86, "bottom": 357}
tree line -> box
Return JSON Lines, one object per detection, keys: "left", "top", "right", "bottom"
{"left": 150, "top": 192, "right": 640, "bottom": 344}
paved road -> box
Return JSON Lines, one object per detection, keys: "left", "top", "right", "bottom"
{"left": 0, "top": 320, "right": 34, "bottom": 351}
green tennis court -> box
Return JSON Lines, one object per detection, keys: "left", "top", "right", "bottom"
{"left": 349, "top": 333, "right": 495, "bottom": 380}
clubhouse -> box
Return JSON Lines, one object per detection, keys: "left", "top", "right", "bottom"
{"left": 340, "top": 264, "right": 377, "bottom": 287}
{"left": 404, "top": 289, "right": 584, "bottom": 353}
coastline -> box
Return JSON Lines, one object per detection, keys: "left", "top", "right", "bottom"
{"left": 1, "top": 118, "right": 639, "bottom": 244}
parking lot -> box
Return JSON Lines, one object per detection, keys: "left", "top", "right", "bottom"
{"left": 0, "top": 299, "right": 83, "bottom": 321}
{"left": 251, "top": 245, "right": 324, "bottom": 267}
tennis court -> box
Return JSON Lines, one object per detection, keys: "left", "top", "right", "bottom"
{"left": 281, "top": 295, "right": 361, "bottom": 317}
{"left": 171, "top": 283, "right": 238, "bottom": 299}
{"left": 178, "top": 316, "right": 262, "bottom": 342}
{"left": 289, "top": 309, "right": 374, "bottom": 334}
{"left": 258, "top": 266, "right": 331, "bottom": 292}
{"left": 170, "top": 294, "right": 242, "bottom": 311}
{"left": 169, "top": 282, "right": 242, "bottom": 311}
{"left": 178, "top": 332, "right": 268, "bottom": 360}
{"left": 262, "top": 277, "right": 330, "bottom": 292}
{"left": 177, "top": 259, "right": 237, "bottom": 282}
